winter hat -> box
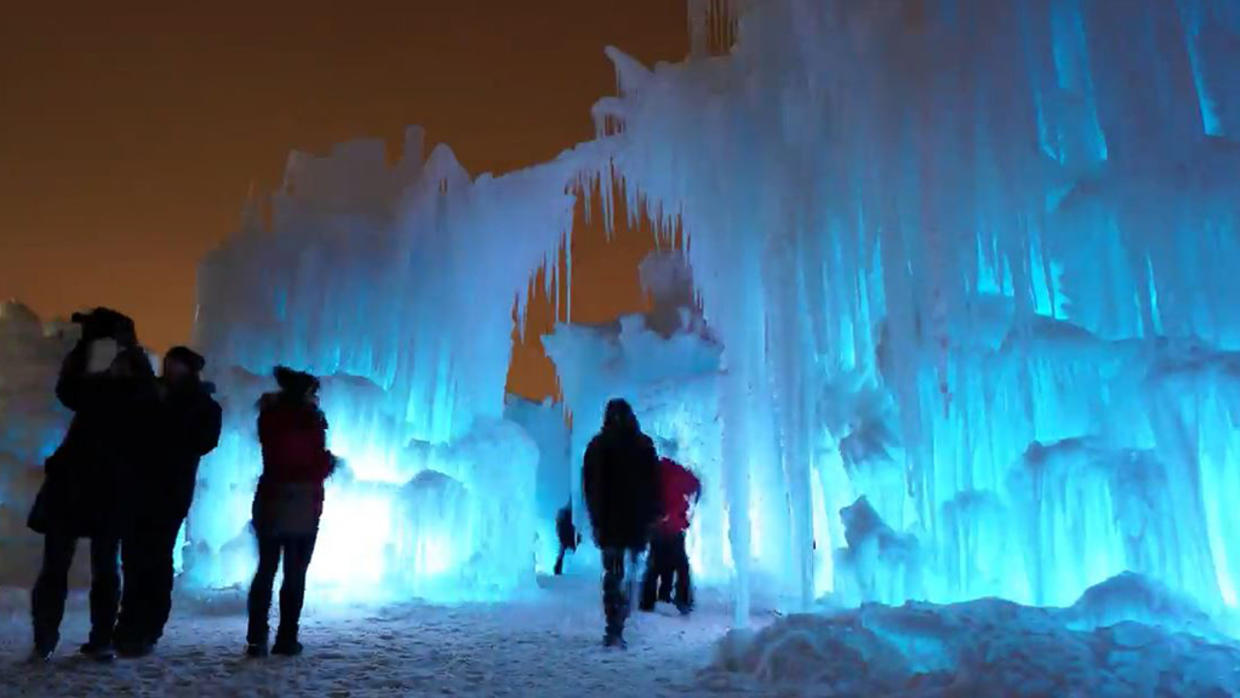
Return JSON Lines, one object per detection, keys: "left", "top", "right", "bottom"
{"left": 71, "top": 307, "right": 138, "bottom": 346}
{"left": 273, "top": 365, "right": 320, "bottom": 396}
{"left": 165, "top": 346, "right": 206, "bottom": 373}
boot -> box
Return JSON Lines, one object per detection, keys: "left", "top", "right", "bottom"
{"left": 271, "top": 627, "right": 303, "bottom": 656}
{"left": 78, "top": 641, "right": 115, "bottom": 662}
{"left": 246, "top": 641, "right": 269, "bottom": 658}
{"left": 28, "top": 644, "right": 55, "bottom": 663}
{"left": 116, "top": 639, "right": 155, "bottom": 658}
{"left": 271, "top": 638, "right": 303, "bottom": 656}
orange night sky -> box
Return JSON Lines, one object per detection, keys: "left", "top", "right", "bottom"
{"left": 0, "top": 2, "right": 689, "bottom": 399}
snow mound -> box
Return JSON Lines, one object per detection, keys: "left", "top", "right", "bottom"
{"left": 707, "top": 589, "right": 1240, "bottom": 697}
{"left": 1064, "top": 570, "right": 1219, "bottom": 638}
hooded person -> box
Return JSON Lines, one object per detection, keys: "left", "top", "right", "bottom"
{"left": 581, "top": 398, "right": 660, "bottom": 648}
{"left": 114, "top": 345, "right": 222, "bottom": 657}
{"left": 245, "top": 366, "right": 338, "bottom": 658}
{"left": 27, "top": 307, "right": 159, "bottom": 662}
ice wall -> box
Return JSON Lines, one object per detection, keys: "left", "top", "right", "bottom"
{"left": 503, "top": 394, "right": 571, "bottom": 572}
{"left": 0, "top": 303, "right": 79, "bottom": 587}
{"left": 189, "top": 129, "right": 598, "bottom": 600}
{"left": 187, "top": 0, "right": 1239, "bottom": 621}
{"left": 593, "top": 0, "right": 1240, "bottom": 621}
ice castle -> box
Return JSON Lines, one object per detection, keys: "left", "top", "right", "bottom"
{"left": 7, "top": 0, "right": 1235, "bottom": 625}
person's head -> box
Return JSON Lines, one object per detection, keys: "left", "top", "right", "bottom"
{"left": 273, "top": 365, "right": 320, "bottom": 404}
{"left": 602, "top": 398, "right": 638, "bottom": 433}
{"left": 163, "top": 346, "right": 205, "bottom": 386}
{"left": 72, "top": 307, "right": 138, "bottom": 347}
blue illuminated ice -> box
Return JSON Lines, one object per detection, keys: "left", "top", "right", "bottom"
{"left": 171, "top": 0, "right": 1240, "bottom": 628}
{"left": 706, "top": 573, "right": 1240, "bottom": 696}
{"left": 593, "top": 0, "right": 1240, "bottom": 624}
{"left": 0, "top": 303, "right": 78, "bottom": 586}
{"left": 187, "top": 130, "right": 589, "bottom": 601}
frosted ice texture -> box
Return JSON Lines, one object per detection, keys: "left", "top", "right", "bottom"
{"left": 594, "top": 0, "right": 1240, "bottom": 623}
{"left": 0, "top": 303, "right": 78, "bottom": 586}
{"left": 188, "top": 129, "right": 588, "bottom": 600}
{"left": 186, "top": 0, "right": 1240, "bottom": 620}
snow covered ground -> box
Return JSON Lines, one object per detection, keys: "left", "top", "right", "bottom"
{"left": 5, "top": 570, "right": 1240, "bottom": 696}
{"left": 0, "top": 574, "right": 770, "bottom": 697}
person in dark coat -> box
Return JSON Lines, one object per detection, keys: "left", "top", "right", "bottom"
{"left": 581, "top": 398, "right": 660, "bottom": 648}
{"left": 246, "top": 366, "right": 337, "bottom": 658}
{"left": 553, "top": 503, "right": 581, "bottom": 576}
{"left": 639, "top": 449, "right": 701, "bottom": 615}
{"left": 114, "top": 346, "right": 222, "bottom": 657}
{"left": 27, "top": 307, "right": 159, "bottom": 662}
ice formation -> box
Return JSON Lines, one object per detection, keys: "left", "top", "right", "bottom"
{"left": 705, "top": 574, "right": 1240, "bottom": 696}
{"left": 167, "top": 0, "right": 1240, "bottom": 623}
{"left": 0, "top": 303, "right": 79, "bottom": 586}
{"left": 503, "top": 394, "right": 571, "bottom": 573}
{"left": 589, "top": 0, "right": 1240, "bottom": 623}
{"left": 187, "top": 129, "right": 592, "bottom": 601}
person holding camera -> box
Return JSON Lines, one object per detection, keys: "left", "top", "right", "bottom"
{"left": 27, "top": 307, "right": 159, "bottom": 662}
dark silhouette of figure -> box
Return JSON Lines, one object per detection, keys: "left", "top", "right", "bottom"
{"left": 582, "top": 399, "right": 659, "bottom": 648}
{"left": 246, "top": 367, "right": 336, "bottom": 658}
{"left": 553, "top": 504, "right": 582, "bottom": 575}
{"left": 27, "top": 308, "right": 158, "bottom": 662}
{"left": 640, "top": 454, "right": 701, "bottom": 615}
{"left": 114, "top": 346, "right": 221, "bottom": 657}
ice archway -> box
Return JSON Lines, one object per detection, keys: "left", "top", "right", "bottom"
{"left": 187, "top": 0, "right": 1240, "bottom": 625}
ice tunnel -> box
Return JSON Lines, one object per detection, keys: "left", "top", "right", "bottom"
{"left": 178, "top": 0, "right": 1240, "bottom": 623}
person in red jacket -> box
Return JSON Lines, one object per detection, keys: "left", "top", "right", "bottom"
{"left": 245, "top": 366, "right": 337, "bottom": 658}
{"left": 639, "top": 442, "right": 701, "bottom": 615}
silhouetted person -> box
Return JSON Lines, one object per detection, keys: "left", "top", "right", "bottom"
{"left": 639, "top": 450, "right": 701, "bottom": 615}
{"left": 27, "top": 308, "right": 158, "bottom": 662}
{"left": 114, "top": 346, "right": 221, "bottom": 657}
{"left": 582, "top": 399, "right": 659, "bottom": 648}
{"left": 246, "top": 367, "right": 337, "bottom": 658}
{"left": 553, "top": 503, "right": 581, "bottom": 576}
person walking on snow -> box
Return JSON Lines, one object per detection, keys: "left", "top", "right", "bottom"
{"left": 639, "top": 443, "right": 701, "bottom": 615}
{"left": 27, "top": 307, "right": 159, "bottom": 662}
{"left": 245, "top": 366, "right": 338, "bottom": 658}
{"left": 114, "top": 346, "right": 222, "bottom": 657}
{"left": 582, "top": 398, "right": 660, "bottom": 648}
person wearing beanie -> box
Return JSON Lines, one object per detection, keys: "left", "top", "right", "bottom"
{"left": 245, "top": 366, "right": 337, "bottom": 658}
{"left": 114, "top": 346, "right": 221, "bottom": 657}
{"left": 28, "top": 307, "right": 159, "bottom": 662}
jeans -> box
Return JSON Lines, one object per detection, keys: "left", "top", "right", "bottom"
{"left": 640, "top": 531, "right": 692, "bottom": 611}
{"left": 116, "top": 514, "right": 183, "bottom": 645}
{"left": 246, "top": 533, "right": 318, "bottom": 644}
{"left": 601, "top": 547, "right": 641, "bottom": 637}
{"left": 31, "top": 534, "right": 121, "bottom": 651}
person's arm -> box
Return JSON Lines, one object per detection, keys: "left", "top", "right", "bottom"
{"left": 582, "top": 441, "right": 600, "bottom": 527}
{"left": 313, "top": 410, "right": 335, "bottom": 480}
{"left": 193, "top": 397, "right": 223, "bottom": 457}
{"left": 54, "top": 344, "right": 92, "bottom": 411}
{"left": 642, "top": 439, "right": 662, "bottom": 525}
